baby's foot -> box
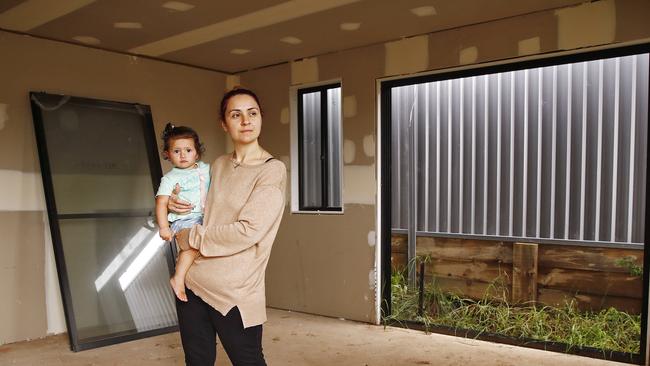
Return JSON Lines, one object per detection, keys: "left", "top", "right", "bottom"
{"left": 170, "top": 276, "right": 187, "bottom": 302}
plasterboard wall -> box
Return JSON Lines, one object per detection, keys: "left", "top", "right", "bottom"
{"left": 2, "top": 0, "right": 650, "bottom": 348}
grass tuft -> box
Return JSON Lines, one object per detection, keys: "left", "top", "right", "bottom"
{"left": 384, "top": 267, "right": 641, "bottom": 354}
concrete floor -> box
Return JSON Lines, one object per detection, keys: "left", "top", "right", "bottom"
{"left": 0, "top": 308, "right": 629, "bottom": 366}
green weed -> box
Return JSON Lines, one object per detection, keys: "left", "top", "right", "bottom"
{"left": 384, "top": 267, "right": 641, "bottom": 354}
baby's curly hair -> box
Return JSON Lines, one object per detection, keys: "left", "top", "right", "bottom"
{"left": 161, "top": 122, "right": 205, "bottom": 160}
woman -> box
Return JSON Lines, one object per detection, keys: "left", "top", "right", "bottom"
{"left": 172, "top": 88, "right": 286, "bottom": 365}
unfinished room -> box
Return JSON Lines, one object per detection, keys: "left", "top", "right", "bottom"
{"left": 1, "top": 0, "right": 650, "bottom": 365}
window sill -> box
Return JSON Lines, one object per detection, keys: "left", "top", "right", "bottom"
{"left": 290, "top": 209, "right": 344, "bottom": 215}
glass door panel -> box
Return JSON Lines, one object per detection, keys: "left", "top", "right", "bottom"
{"left": 31, "top": 92, "right": 176, "bottom": 351}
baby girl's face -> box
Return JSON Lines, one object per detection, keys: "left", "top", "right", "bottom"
{"left": 167, "top": 138, "right": 198, "bottom": 169}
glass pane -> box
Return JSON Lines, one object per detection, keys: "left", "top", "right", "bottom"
{"left": 39, "top": 98, "right": 155, "bottom": 214}
{"left": 301, "top": 91, "right": 322, "bottom": 207}
{"left": 327, "top": 87, "right": 342, "bottom": 208}
{"left": 391, "top": 86, "right": 414, "bottom": 230}
{"left": 59, "top": 217, "right": 176, "bottom": 342}
{"left": 31, "top": 93, "right": 174, "bottom": 350}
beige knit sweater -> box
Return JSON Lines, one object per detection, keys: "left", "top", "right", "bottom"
{"left": 184, "top": 154, "right": 286, "bottom": 328}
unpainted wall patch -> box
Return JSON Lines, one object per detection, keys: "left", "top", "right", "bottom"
{"left": 459, "top": 46, "right": 478, "bottom": 65}
{"left": 367, "top": 230, "right": 376, "bottom": 247}
{"left": 231, "top": 48, "right": 251, "bottom": 54}
{"left": 343, "top": 139, "right": 356, "bottom": 164}
{"left": 280, "top": 36, "right": 302, "bottom": 45}
{"left": 410, "top": 5, "right": 437, "bottom": 17}
{"left": 113, "top": 22, "right": 143, "bottom": 29}
{"left": 162, "top": 1, "right": 196, "bottom": 12}
{"left": 280, "top": 107, "right": 289, "bottom": 124}
{"left": 555, "top": 0, "right": 616, "bottom": 50}
{"left": 362, "top": 135, "right": 375, "bottom": 158}
{"left": 384, "top": 35, "right": 429, "bottom": 76}
{"left": 340, "top": 22, "right": 361, "bottom": 31}
{"left": 0, "top": 169, "right": 46, "bottom": 211}
{"left": 226, "top": 75, "right": 241, "bottom": 90}
{"left": 518, "top": 37, "right": 541, "bottom": 56}
{"left": 342, "top": 165, "right": 375, "bottom": 204}
{"left": 0, "top": 103, "right": 8, "bottom": 130}
{"left": 368, "top": 268, "right": 376, "bottom": 289}
{"left": 72, "top": 35, "right": 101, "bottom": 45}
{"left": 291, "top": 57, "right": 319, "bottom": 85}
{"left": 343, "top": 95, "right": 357, "bottom": 118}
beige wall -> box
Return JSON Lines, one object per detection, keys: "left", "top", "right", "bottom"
{"left": 240, "top": 0, "right": 650, "bottom": 325}
{"left": 2, "top": 0, "right": 650, "bottom": 349}
{"left": 0, "top": 30, "right": 227, "bottom": 344}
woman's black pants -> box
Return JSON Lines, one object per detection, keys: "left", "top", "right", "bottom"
{"left": 176, "top": 288, "right": 266, "bottom": 366}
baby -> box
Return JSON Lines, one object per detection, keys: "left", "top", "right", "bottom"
{"left": 155, "top": 123, "right": 210, "bottom": 302}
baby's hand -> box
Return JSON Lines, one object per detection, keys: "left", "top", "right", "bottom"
{"left": 159, "top": 227, "right": 173, "bottom": 241}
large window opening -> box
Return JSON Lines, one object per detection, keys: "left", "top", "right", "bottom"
{"left": 381, "top": 45, "right": 649, "bottom": 363}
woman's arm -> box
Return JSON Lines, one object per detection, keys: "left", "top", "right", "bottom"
{"left": 176, "top": 166, "right": 285, "bottom": 257}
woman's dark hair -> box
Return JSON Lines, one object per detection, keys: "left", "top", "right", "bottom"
{"left": 219, "top": 87, "right": 263, "bottom": 121}
{"left": 161, "top": 122, "right": 205, "bottom": 160}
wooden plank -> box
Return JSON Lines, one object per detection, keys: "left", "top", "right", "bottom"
{"left": 423, "top": 259, "right": 512, "bottom": 285}
{"left": 396, "top": 235, "right": 643, "bottom": 273}
{"left": 391, "top": 234, "right": 407, "bottom": 271}
{"left": 391, "top": 252, "right": 407, "bottom": 270}
{"left": 539, "top": 245, "right": 643, "bottom": 273}
{"left": 538, "top": 288, "right": 642, "bottom": 314}
{"left": 538, "top": 267, "right": 643, "bottom": 299}
{"left": 391, "top": 234, "right": 407, "bottom": 253}
{"left": 427, "top": 276, "right": 511, "bottom": 302}
{"left": 416, "top": 236, "right": 513, "bottom": 263}
{"left": 512, "top": 242, "right": 538, "bottom": 304}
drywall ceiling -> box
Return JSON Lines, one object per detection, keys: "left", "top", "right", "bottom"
{"left": 0, "top": 0, "right": 585, "bottom": 73}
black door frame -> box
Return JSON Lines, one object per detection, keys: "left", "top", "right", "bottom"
{"left": 379, "top": 43, "right": 650, "bottom": 364}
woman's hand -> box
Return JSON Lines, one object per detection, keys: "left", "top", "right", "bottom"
{"left": 175, "top": 228, "right": 192, "bottom": 251}
{"left": 167, "top": 183, "right": 194, "bottom": 214}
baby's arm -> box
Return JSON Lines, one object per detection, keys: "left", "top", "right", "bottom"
{"left": 156, "top": 195, "right": 173, "bottom": 241}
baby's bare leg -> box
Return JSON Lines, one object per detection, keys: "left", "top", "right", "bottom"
{"left": 170, "top": 248, "right": 200, "bottom": 302}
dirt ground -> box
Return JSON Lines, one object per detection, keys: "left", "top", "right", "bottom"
{"left": 0, "top": 308, "right": 630, "bottom": 366}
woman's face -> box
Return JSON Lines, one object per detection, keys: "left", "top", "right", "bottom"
{"left": 222, "top": 94, "right": 262, "bottom": 145}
